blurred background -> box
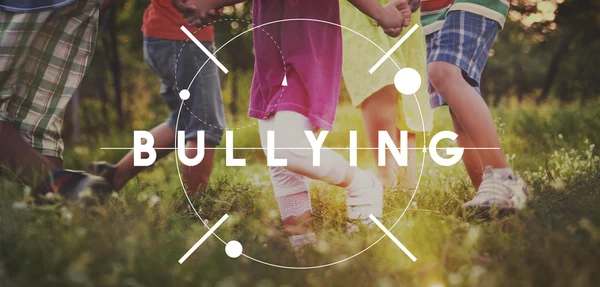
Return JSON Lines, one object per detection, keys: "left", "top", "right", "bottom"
{"left": 2, "top": 1, "right": 600, "bottom": 286}
{"left": 63, "top": 0, "right": 600, "bottom": 145}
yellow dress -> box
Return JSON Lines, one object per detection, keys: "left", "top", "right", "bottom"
{"left": 340, "top": 1, "right": 433, "bottom": 133}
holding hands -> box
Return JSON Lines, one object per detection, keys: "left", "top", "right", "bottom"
{"left": 378, "top": 0, "right": 412, "bottom": 37}
{"left": 349, "top": 0, "right": 416, "bottom": 37}
{"left": 171, "top": 0, "right": 228, "bottom": 27}
{"left": 172, "top": 0, "right": 419, "bottom": 37}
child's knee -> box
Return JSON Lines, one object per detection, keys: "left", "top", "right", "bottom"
{"left": 427, "top": 61, "right": 461, "bottom": 89}
{"left": 274, "top": 148, "right": 313, "bottom": 173}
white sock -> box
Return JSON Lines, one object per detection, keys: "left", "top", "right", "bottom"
{"left": 289, "top": 233, "right": 316, "bottom": 250}
{"left": 276, "top": 191, "right": 312, "bottom": 221}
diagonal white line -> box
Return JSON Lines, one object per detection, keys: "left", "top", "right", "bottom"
{"left": 180, "top": 26, "right": 229, "bottom": 74}
{"left": 178, "top": 213, "right": 229, "bottom": 264}
{"left": 368, "top": 214, "right": 417, "bottom": 262}
{"left": 369, "top": 24, "right": 420, "bottom": 74}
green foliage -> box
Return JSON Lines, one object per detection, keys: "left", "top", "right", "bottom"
{"left": 2, "top": 104, "right": 600, "bottom": 286}
{"left": 64, "top": 0, "right": 600, "bottom": 144}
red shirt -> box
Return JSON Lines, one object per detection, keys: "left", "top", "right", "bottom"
{"left": 421, "top": 0, "right": 454, "bottom": 11}
{"left": 142, "top": 0, "right": 214, "bottom": 41}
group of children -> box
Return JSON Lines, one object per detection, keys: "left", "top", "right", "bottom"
{"left": 0, "top": 0, "right": 530, "bottom": 251}
{"left": 156, "top": 0, "right": 528, "bottom": 249}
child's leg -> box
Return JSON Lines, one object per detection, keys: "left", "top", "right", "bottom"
{"left": 109, "top": 122, "right": 176, "bottom": 190}
{"left": 361, "top": 85, "right": 417, "bottom": 189}
{"left": 259, "top": 111, "right": 383, "bottom": 221}
{"left": 259, "top": 116, "right": 315, "bottom": 249}
{"left": 270, "top": 166, "right": 314, "bottom": 235}
{"left": 427, "top": 62, "right": 508, "bottom": 170}
{"left": 181, "top": 141, "right": 216, "bottom": 197}
{"left": 425, "top": 11, "right": 529, "bottom": 213}
{"left": 94, "top": 122, "right": 216, "bottom": 194}
{"left": 449, "top": 109, "right": 483, "bottom": 189}
{"left": 0, "top": 122, "right": 58, "bottom": 185}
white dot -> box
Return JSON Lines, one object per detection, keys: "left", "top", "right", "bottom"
{"left": 394, "top": 68, "right": 422, "bottom": 95}
{"left": 225, "top": 240, "right": 243, "bottom": 258}
{"left": 179, "top": 89, "right": 190, "bottom": 100}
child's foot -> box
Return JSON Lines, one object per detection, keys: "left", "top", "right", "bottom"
{"left": 289, "top": 233, "right": 317, "bottom": 251}
{"left": 462, "top": 166, "right": 530, "bottom": 217}
{"left": 35, "top": 170, "right": 113, "bottom": 201}
{"left": 88, "top": 161, "right": 117, "bottom": 189}
{"left": 289, "top": 233, "right": 316, "bottom": 263}
{"left": 345, "top": 170, "right": 384, "bottom": 222}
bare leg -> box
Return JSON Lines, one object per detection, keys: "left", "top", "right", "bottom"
{"left": 404, "top": 132, "right": 417, "bottom": 189}
{"left": 182, "top": 140, "right": 215, "bottom": 197}
{"left": 450, "top": 109, "right": 483, "bottom": 189}
{"left": 283, "top": 209, "right": 314, "bottom": 235}
{"left": 112, "top": 122, "right": 176, "bottom": 190}
{"left": 45, "top": 156, "right": 63, "bottom": 169}
{"left": 362, "top": 85, "right": 399, "bottom": 186}
{"left": 110, "top": 122, "right": 217, "bottom": 195}
{"left": 427, "top": 62, "right": 507, "bottom": 171}
{"left": 361, "top": 85, "right": 417, "bottom": 189}
{"left": 0, "top": 122, "right": 57, "bottom": 185}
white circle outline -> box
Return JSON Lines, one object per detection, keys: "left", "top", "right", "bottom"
{"left": 174, "top": 18, "right": 428, "bottom": 270}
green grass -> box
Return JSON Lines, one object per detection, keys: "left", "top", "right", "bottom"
{"left": 1, "top": 104, "right": 599, "bottom": 286}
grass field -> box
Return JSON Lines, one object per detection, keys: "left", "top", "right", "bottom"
{"left": 1, "top": 103, "right": 599, "bottom": 287}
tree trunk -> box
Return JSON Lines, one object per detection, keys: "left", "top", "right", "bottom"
{"left": 536, "top": 29, "right": 578, "bottom": 104}
{"left": 230, "top": 70, "right": 239, "bottom": 119}
{"left": 107, "top": 6, "right": 124, "bottom": 129}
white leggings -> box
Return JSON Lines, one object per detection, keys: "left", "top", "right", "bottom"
{"left": 258, "top": 111, "right": 352, "bottom": 197}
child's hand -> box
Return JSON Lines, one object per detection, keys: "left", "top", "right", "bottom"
{"left": 172, "top": 0, "right": 222, "bottom": 27}
{"left": 378, "top": 0, "right": 411, "bottom": 29}
{"left": 394, "top": 0, "right": 412, "bottom": 27}
{"left": 383, "top": 27, "right": 403, "bottom": 38}
{"left": 187, "top": 8, "right": 223, "bottom": 27}
{"left": 408, "top": 0, "right": 420, "bottom": 13}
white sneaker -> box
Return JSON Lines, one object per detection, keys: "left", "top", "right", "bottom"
{"left": 462, "top": 166, "right": 530, "bottom": 216}
{"left": 346, "top": 171, "right": 384, "bottom": 221}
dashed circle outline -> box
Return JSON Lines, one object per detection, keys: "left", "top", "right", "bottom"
{"left": 174, "top": 19, "right": 286, "bottom": 130}
{"left": 174, "top": 18, "right": 428, "bottom": 270}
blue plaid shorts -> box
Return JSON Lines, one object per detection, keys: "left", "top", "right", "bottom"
{"left": 426, "top": 10, "right": 500, "bottom": 108}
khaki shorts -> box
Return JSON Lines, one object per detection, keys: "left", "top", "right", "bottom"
{"left": 0, "top": 0, "right": 99, "bottom": 158}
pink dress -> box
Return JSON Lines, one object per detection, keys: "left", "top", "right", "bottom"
{"left": 248, "top": 0, "right": 342, "bottom": 130}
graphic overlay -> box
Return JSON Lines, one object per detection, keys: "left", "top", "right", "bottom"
{"left": 175, "top": 19, "right": 286, "bottom": 130}
{"left": 368, "top": 214, "right": 417, "bottom": 262}
{"left": 394, "top": 67, "right": 422, "bottom": 95}
{"left": 369, "top": 24, "right": 420, "bottom": 74}
{"left": 99, "top": 18, "right": 497, "bottom": 269}
{"left": 172, "top": 18, "right": 427, "bottom": 269}
{"left": 180, "top": 26, "right": 229, "bottom": 74}
{"left": 225, "top": 240, "right": 243, "bottom": 259}
{"left": 178, "top": 213, "right": 231, "bottom": 264}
